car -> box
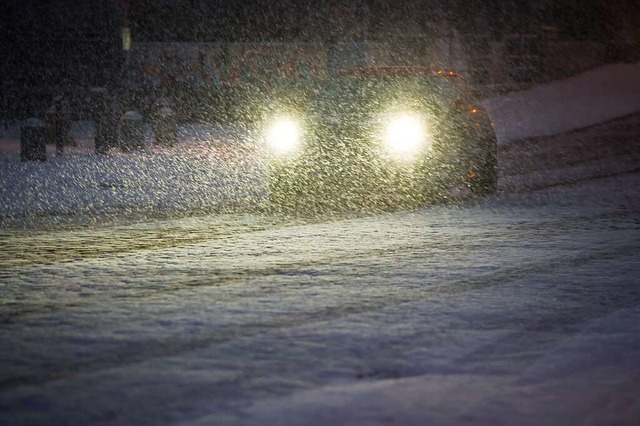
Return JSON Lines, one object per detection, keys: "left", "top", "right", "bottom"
{"left": 261, "top": 66, "right": 498, "bottom": 210}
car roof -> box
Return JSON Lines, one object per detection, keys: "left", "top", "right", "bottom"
{"left": 337, "top": 67, "right": 459, "bottom": 78}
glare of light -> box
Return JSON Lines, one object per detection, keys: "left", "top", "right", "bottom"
{"left": 267, "top": 118, "right": 301, "bottom": 156}
{"left": 122, "top": 27, "right": 131, "bottom": 51}
{"left": 383, "top": 114, "right": 429, "bottom": 160}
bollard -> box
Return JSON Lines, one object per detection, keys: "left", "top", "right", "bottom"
{"left": 153, "top": 106, "right": 178, "bottom": 147}
{"left": 118, "top": 110, "right": 145, "bottom": 152}
{"left": 93, "top": 88, "right": 118, "bottom": 155}
{"left": 20, "top": 118, "right": 47, "bottom": 162}
{"left": 45, "top": 96, "right": 72, "bottom": 156}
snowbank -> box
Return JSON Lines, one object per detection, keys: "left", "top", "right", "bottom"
{"left": 0, "top": 123, "right": 266, "bottom": 222}
{"left": 482, "top": 61, "right": 640, "bottom": 144}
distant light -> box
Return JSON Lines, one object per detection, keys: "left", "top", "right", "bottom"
{"left": 122, "top": 27, "right": 131, "bottom": 51}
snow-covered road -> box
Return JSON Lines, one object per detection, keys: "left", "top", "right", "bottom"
{"left": 1, "top": 166, "right": 639, "bottom": 425}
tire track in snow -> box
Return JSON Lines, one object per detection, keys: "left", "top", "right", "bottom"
{"left": 0, "top": 239, "right": 637, "bottom": 391}
{"left": 1, "top": 208, "right": 638, "bottom": 322}
{"left": 0, "top": 214, "right": 330, "bottom": 269}
{"left": 498, "top": 112, "right": 640, "bottom": 193}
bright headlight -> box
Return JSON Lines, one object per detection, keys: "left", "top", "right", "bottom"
{"left": 383, "top": 114, "right": 430, "bottom": 159}
{"left": 266, "top": 117, "right": 301, "bottom": 156}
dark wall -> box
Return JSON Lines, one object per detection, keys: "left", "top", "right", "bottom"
{"left": 2, "top": 0, "right": 124, "bottom": 117}
{"left": 3, "top": 0, "right": 123, "bottom": 85}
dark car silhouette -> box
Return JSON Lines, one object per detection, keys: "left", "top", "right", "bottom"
{"left": 262, "top": 67, "right": 498, "bottom": 210}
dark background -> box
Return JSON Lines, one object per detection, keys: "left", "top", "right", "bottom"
{"left": 1, "top": 0, "right": 638, "bottom": 118}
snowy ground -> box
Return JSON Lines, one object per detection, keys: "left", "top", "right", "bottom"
{"left": 0, "top": 123, "right": 266, "bottom": 223}
{"left": 0, "top": 63, "right": 639, "bottom": 425}
{"left": 481, "top": 61, "right": 640, "bottom": 142}
{"left": 1, "top": 172, "right": 639, "bottom": 426}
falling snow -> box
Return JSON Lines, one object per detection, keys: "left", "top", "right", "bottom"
{"left": 1, "top": 62, "right": 639, "bottom": 426}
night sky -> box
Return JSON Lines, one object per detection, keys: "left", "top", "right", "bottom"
{"left": 2, "top": 0, "right": 632, "bottom": 43}
{"left": 1, "top": 0, "right": 637, "bottom": 94}
{"left": 126, "top": 0, "right": 622, "bottom": 42}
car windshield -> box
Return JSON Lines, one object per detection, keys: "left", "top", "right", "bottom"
{"left": 312, "top": 75, "right": 464, "bottom": 117}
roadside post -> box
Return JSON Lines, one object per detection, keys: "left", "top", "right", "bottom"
{"left": 118, "top": 110, "right": 145, "bottom": 152}
{"left": 20, "top": 118, "right": 47, "bottom": 162}
{"left": 45, "top": 96, "right": 72, "bottom": 156}
{"left": 93, "top": 88, "right": 118, "bottom": 155}
{"left": 153, "top": 101, "right": 178, "bottom": 147}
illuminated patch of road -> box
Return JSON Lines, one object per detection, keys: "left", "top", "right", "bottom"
{"left": 0, "top": 214, "right": 301, "bottom": 269}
